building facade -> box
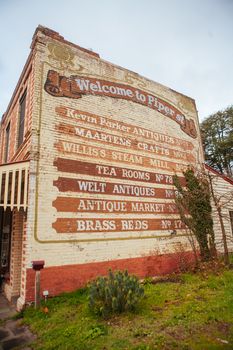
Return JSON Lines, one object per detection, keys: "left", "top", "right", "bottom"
{"left": 0, "top": 26, "right": 232, "bottom": 310}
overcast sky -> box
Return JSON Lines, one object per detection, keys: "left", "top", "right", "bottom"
{"left": 0, "top": 0, "right": 232, "bottom": 121}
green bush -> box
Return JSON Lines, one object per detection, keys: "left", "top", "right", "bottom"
{"left": 88, "top": 270, "right": 144, "bottom": 317}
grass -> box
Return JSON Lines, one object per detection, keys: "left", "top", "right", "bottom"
{"left": 22, "top": 267, "right": 233, "bottom": 350}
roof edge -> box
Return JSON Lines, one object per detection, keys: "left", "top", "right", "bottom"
{"left": 205, "top": 164, "right": 233, "bottom": 186}
{"left": 1, "top": 50, "right": 33, "bottom": 125}
{"left": 33, "top": 25, "right": 100, "bottom": 58}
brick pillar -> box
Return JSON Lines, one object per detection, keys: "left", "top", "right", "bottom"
{"left": 5, "top": 209, "right": 24, "bottom": 300}
{"left": 17, "top": 216, "right": 28, "bottom": 309}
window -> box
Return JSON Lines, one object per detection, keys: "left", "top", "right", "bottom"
{"left": 4, "top": 123, "right": 10, "bottom": 163}
{"left": 18, "top": 90, "right": 27, "bottom": 148}
{"left": 230, "top": 211, "right": 233, "bottom": 235}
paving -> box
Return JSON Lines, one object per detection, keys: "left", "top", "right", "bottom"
{"left": 0, "top": 293, "right": 36, "bottom": 350}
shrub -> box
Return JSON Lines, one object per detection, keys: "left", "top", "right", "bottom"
{"left": 173, "top": 169, "right": 215, "bottom": 261}
{"left": 88, "top": 270, "right": 144, "bottom": 317}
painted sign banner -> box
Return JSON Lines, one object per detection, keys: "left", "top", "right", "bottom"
{"left": 53, "top": 197, "right": 178, "bottom": 214}
{"left": 56, "top": 107, "right": 194, "bottom": 150}
{"left": 52, "top": 218, "right": 185, "bottom": 233}
{"left": 54, "top": 158, "right": 185, "bottom": 185}
{"left": 45, "top": 70, "right": 197, "bottom": 138}
{"left": 56, "top": 123, "right": 195, "bottom": 163}
{"left": 53, "top": 177, "right": 177, "bottom": 199}
{"left": 55, "top": 140, "right": 188, "bottom": 172}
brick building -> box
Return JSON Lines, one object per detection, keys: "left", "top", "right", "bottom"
{"left": 0, "top": 26, "right": 232, "bottom": 310}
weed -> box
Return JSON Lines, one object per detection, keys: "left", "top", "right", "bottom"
{"left": 84, "top": 325, "right": 107, "bottom": 339}
{"left": 133, "top": 327, "right": 151, "bottom": 338}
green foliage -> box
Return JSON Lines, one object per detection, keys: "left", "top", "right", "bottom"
{"left": 88, "top": 270, "right": 144, "bottom": 317}
{"left": 173, "top": 169, "right": 215, "bottom": 261}
{"left": 201, "top": 105, "right": 233, "bottom": 177}
{"left": 132, "top": 345, "right": 151, "bottom": 350}
{"left": 22, "top": 268, "right": 233, "bottom": 350}
{"left": 142, "top": 276, "right": 154, "bottom": 285}
{"left": 84, "top": 325, "right": 107, "bottom": 339}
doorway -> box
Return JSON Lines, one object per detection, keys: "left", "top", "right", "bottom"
{"left": 0, "top": 208, "right": 12, "bottom": 286}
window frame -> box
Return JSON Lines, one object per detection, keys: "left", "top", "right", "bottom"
{"left": 4, "top": 122, "right": 10, "bottom": 163}
{"left": 18, "top": 90, "right": 27, "bottom": 148}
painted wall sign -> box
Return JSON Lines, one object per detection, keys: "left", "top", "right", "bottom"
{"left": 50, "top": 87, "right": 198, "bottom": 238}
{"left": 50, "top": 91, "right": 198, "bottom": 237}
{"left": 53, "top": 177, "right": 177, "bottom": 199}
{"left": 55, "top": 140, "right": 189, "bottom": 172}
{"left": 54, "top": 158, "right": 185, "bottom": 185}
{"left": 56, "top": 107, "right": 194, "bottom": 150}
{"left": 53, "top": 197, "right": 178, "bottom": 214}
{"left": 56, "top": 123, "right": 195, "bottom": 163}
{"left": 45, "top": 70, "right": 197, "bottom": 138}
{"left": 52, "top": 217, "right": 184, "bottom": 234}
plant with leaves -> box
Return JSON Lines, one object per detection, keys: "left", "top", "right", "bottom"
{"left": 206, "top": 168, "right": 233, "bottom": 265}
{"left": 201, "top": 105, "right": 233, "bottom": 177}
{"left": 173, "top": 168, "right": 216, "bottom": 261}
{"left": 88, "top": 270, "right": 144, "bottom": 317}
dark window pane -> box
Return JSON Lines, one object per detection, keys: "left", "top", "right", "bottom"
{"left": 4, "top": 123, "right": 10, "bottom": 163}
{"left": 18, "top": 91, "right": 26, "bottom": 148}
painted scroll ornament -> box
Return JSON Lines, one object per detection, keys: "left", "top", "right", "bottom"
{"left": 44, "top": 70, "right": 197, "bottom": 139}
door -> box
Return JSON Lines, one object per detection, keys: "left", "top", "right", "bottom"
{"left": 0, "top": 208, "right": 12, "bottom": 277}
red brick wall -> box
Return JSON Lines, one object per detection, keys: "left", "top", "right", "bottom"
{"left": 0, "top": 60, "right": 34, "bottom": 164}
{"left": 25, "top": 251, "right": 195, "bottom": 301}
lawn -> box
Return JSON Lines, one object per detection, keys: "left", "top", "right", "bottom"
{"left": 21, "top": 267, "right": 233, "bottom": 350}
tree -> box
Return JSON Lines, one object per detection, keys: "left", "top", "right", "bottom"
{"left": 206, "top": 168, "right": 233, "bottom": 265}
{"left": 173, "top": 169, "right": 216, "bottom": 261}
{"left": 200, "top": 105, "right": 233, "bottom": 178}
